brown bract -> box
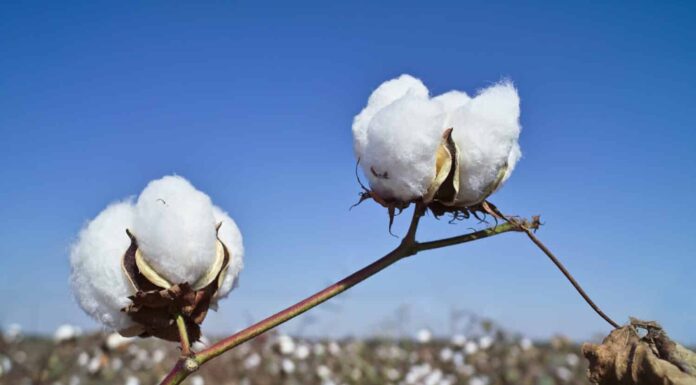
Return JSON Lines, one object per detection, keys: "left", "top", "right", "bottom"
{"left": 582, "top": 319, "right": 696, "bottom": 385}
{"left": 118, "top": 227, "right": 230, "bottom": 343}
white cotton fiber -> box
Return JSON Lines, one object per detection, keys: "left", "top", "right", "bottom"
{"left": 70, "top": 200, "right": 137, "bottom": 331}
{"left": 353, "top": 74, "right": 429, "bottom": 158}
{"left": 362, "top": 96, "right": 446, "bottom": 201}
{"left": 211, "top": 205, "right": 244, "bottom": 299}
{"left": 132, "top": 176, "right": 218, "bottom": 285}
{"left": 352, "top": 74, "right": 447, "bottom": 201}
{"left": 70, "top": 175, "right": 245, "bottom": 331}
{"left": 433, "top": 90, "right": 471, "bottom": 115}
{"left": 352, "top": 75, "right": 522, "bottom": 206}
{"left": 449, "top": 81, "right": 521, "bottom": 204}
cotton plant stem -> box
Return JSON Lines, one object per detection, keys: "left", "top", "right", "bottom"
{"left": 416, "top": 220, "right": 534, "bottom": 252}
{"left": 175, "top": 314, "right": 191, "bottom": 357}
{"left": 196, "top": 219, "right": 524, "bottom": 365}
{"left": 195, "top": 202, "right": 423, "bottom": 365}
{"left": 158, "top": 205, "right": 530, "bottom": 385}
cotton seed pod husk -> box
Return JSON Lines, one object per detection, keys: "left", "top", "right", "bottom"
{"left": 423, "top": 128, "right": 460, "bottom": 206}
{"left": 119, "top": 224, "right": 231, "bottom": 342}
{"left": 582, "top": 319, "right": 696, "bottom": 385}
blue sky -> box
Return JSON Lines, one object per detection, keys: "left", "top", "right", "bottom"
{"left": 1, "top": 1, "right": 695, "bottom": 343}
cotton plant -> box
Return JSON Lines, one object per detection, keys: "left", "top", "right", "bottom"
{"left": 58, "top": 77, "right": 629, "bottom": 385}
{"left": 70, "top": 175, "right": 244, "bottom": 346}
{"left": 352, "top": 74, "right": 521, "bottom": 221}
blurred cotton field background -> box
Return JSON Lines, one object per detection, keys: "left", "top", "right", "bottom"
{"left": 1, "top": 314, "right": 596, "bottom": 385}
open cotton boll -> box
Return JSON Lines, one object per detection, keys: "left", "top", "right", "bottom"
{"left": 353, "top": 74, "right": 429, "bottom": 158}
{"left": 448, "top": 81, "right": 521, "bottom": 205}
{"left": 211, "top": 206, "right": 244, "bottom": 299}
{"left": 362, "top": 96, "right": 446, "bottom": 201}
{"left": 70, "top": 200, "right": 136, "bottom": 331}
{"left": 131, "top": 176, "right": 218, "bottom": 286}
{"left": 70, "top": 175, "right": 245, "bottom": 341}
{"left": 352, "top": 75, "right": 522, "bottom": 214}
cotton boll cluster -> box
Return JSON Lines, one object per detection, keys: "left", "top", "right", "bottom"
{"left": 352, "top": 74, "right": 521, "bottom": 211}
{"left": 4, "top": 319, "right": 588, "bottom": 385}
{"left": 69, "top": 175, "right": 244, "bottom": 337}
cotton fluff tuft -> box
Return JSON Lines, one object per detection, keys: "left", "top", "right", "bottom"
{"left": 352, "top": 75, "right": 521, "bottom": 205}
{"left": 211, "top": 205, "right": 244, "bottom": 299}
{"left": 132, "top": 176, "right": 218, "bottom": 285}
{"left": 363, "top": 96, "right": 446, "bottom": 201}
{"left": 70, "top": 200, "right": 137, "bottom": 331}
{"left": 70, "top": 175, "right": 244, "bottom": 332}
{"left": 353, "top": 74, "right": 429, "bottom": 158}
{"left": 448, "top": 81, "right": 521, "bottom": 204}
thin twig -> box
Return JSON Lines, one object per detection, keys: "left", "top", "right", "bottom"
{"left": 175, "top": 314, "right": 191, "bottom": 357}
{"left": 520, "top": 225, "right": 621, "bottom": 329}
{"left": 486, "top": 204, "right": 621, "bottom": 329}
{"left": 416, "top": 218, "right": 539, "bottom": 252}
{"left": 157, "top": 205, "right": 528, "bottom": 385}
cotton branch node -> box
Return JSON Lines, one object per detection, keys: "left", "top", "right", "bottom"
{"left": 351, "top": 74, "right": 522, "bottom": 227}
{"left": 69, "top": 175, "right": 244, "bottom": 345}
{"left": 183, "top": 357, "right": 199, "bottom": 373}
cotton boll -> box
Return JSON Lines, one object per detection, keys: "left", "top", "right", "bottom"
{"left": 54, "top": 324, "right": 82, "bottom": 343}
{"left": 449, "top": 81, "right": 521, "bottom": 205}
{"left": 211, "top": 205, "right": 244, "bottom": 299}
{"left": 353, "top": 74, "right": 429, "bottom": 158}
{"left": 352, "top": 75, "right": 522, "bottom": 209}
{"left": 362, "top": 96, "right": 446, "bottom": 201}
{"left": 71, "top": 175, "right": 244, "bottom": 340}
{"left": 70, "top": 200, "right": 136, "bottom": 331}
{"left": 132, "top": 176, "right": 218, "bottom": 286}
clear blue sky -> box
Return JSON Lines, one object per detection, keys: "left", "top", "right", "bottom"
{"left": 1, "top": 1, "right": 695, "bottom": 343}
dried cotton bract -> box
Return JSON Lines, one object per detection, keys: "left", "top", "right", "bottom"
{"left": 352, "top": 74, "right": 521, "bottom": 218}
{"left": 70, "top": 175, "right": 244, "bottom": 342}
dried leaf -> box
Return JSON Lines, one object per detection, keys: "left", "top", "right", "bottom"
{"left": 582, "top": 319, "right": 696, "bottom": 385}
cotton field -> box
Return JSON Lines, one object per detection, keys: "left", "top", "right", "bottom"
{"left": 0, "top": 318, "right": 592, "bottom": 385}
